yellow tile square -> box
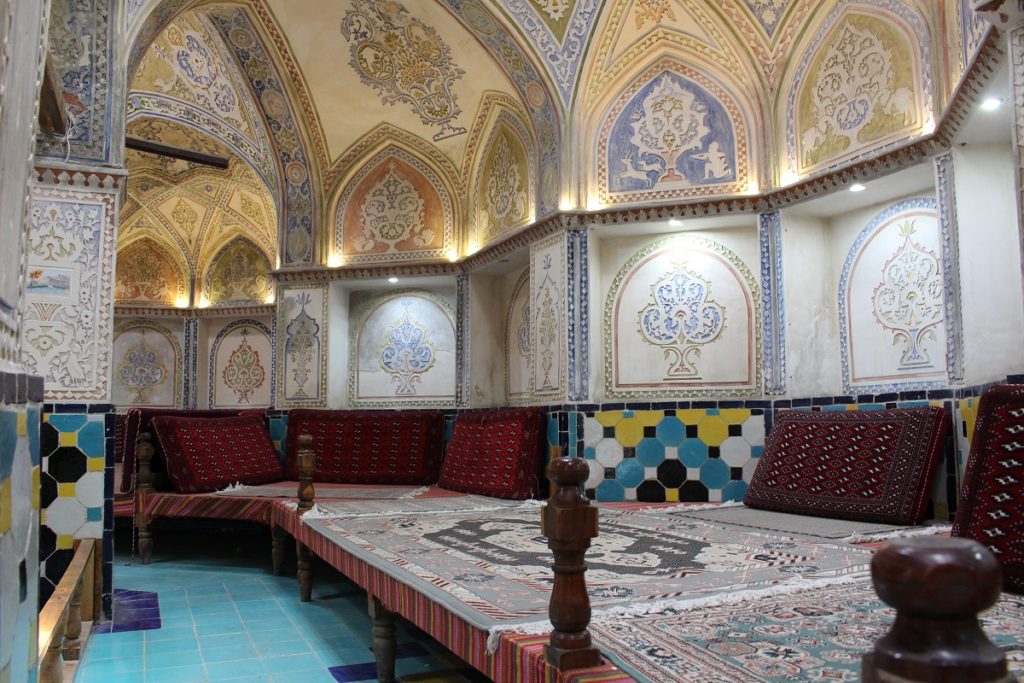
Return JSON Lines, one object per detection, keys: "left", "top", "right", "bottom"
{"left": 0, "top": 479, "right": 11, "bottom": 535}
{"left": 59, "top": 431, "right": 77, "bottom": 447}
{"left": 16, "top": 411, "right": 26, "bottom": 437}
{"left": 594, "top": 411, "right": 624, "bottom": 427}
{"left": 665, "top": 488, "right": 680, "bottom": 502}
{"left": 32, "top": 467, "right": 40, "bottom": 510}
{"left": 40, "top": 509, "right": 46, "bottom": 524}
{"left": 57, "top": 534, "right": 75, "bottom": 550}
{"left": 58, "top": 482, "right": 76, "bottom": 498}
{"left": 87, "top": 457, "right": 105, "bottom": 472}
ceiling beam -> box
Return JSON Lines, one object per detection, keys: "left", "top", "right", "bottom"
{"left": 125, "top": 136, "right": 230, "bottom": 169}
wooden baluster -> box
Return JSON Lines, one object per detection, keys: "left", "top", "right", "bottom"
{"left": 543, "top": 456, "right": 602, "bottom": 671}
{"left": 271, "top": 525, "right": 287, "bottom": 576}
{"left": 136, "top": 430, "right": 155, "bottom": 565}
{"left": 61, "top": 578, "right": 84, "bottom": 660}
{"left": 369, "top": 595, "right": 396, "bottom": 683}
{"left": 296, "top": 434, "right": 315, "bottom": 512}
{"left": 39, "top": 610, "right": 67, "bottom": 683}
{"left": 863, "top": 536, "right": 1013, "bottom": 682}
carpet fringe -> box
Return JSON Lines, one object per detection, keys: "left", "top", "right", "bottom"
{"left": 399, "top": 486, "right": 429, "bottom": 500}
{"left": 217, "top": 481, "right": 245, "bottom": 493}
{"left": 634, "top": 500, "right": 743, "bottom": 514}
{"left": 842, "top": 523, "right": 952, "bottom": 544}
{"left": 485, "top": 573, "right": 870, "bottom": 653}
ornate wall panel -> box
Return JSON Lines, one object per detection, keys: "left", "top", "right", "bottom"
{"left": 24, "top": 174, "right": 120, "bottom": 402}
{"left": 277, "top": 284, "right": 327, "bottom": 406}
{"left": 333, "top": 148, "right": 454, "bottom": 264}
{"left": 115, "top": 238, "right": 187, "bottom": 306}
{"left": 111, "top": 320, "right": 183, "bottom": 408}
{"left": 605, "top": 235, "right": 761, "bottom": 399}
{"left": 472, "top": 114, "right": 535, "bottom": 247}
{"left": 505, "top": 269, "right": 532, "bottom": 404}
{"left": 530, "top": 232, "right": 567, "bottom": 398}
{"left": 36, "top": 0, "right": 123, "bottom": 164}
{"left": 787, "top": 3, "right": 934, "bottom": 178}
{"left": 597, "top": 63, "right": 750, "bottom": 206}
{"left": 959, "top": 0, "right": 990, "bottom": 73}
{"left": 203, "top": 238, "right": 272, "bottom": 306}
{"left": 839, "top": 198, "right": 950, "bottom": 393}
{"left": 759, "top": 210, "right": 786, "bottom": 395}
{"left": 349, "top": 292, "right": 456, "bottom": 407}
{"left": 209, "top": 320, "right": 273, "bottom": 408}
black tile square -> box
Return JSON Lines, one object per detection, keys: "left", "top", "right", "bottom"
{"left": 602, "top": 426, "right": 615, "bottom": 438}
{"left": 731, "top": 467, "right": 743, "bottom": 480}
{"left": 727, "top": 424, "right": 742, "bottom": 437}
{"left": 708, "top": 446, "right": 720, "bottom": 459}
{"left": 685, "top": 425, "right": 698, "bottom": 439}
{"left": 623, "top": 447, "right": 636, "bottom": 458}
{"left": 603, "top": 467, "right": 616, "bottom": 479}
{"left": 643, "top": 425, "right": 656, "bottom": 438}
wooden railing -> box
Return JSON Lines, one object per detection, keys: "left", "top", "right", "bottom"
{"left": 38, "top": 538, "right": 96, "bottom": 683}
{"left": 542, "top": 455, "right": 1014, "bottom": 682}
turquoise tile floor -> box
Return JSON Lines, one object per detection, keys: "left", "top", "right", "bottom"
{"left": 75, "top": 528, "right": 489, "bottom": 683}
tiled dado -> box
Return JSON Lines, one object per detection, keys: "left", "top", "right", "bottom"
{"left": 40, "top": 403, "right": 116, "bottom": 616}
{"left": 1, "top": 371, "right": 43, "bottom": 683}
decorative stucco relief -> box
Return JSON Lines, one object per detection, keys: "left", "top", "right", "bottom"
{"left": 505, "top": 268, "right": 532, "bottom": 404}
{"left": 112, "top": 320, "right": 182, "bottom": 408}
{"left": 203, "top": 238, "right": 272, "bottom": 306}
{"left": 277, "top": 285, "right": 327, "bottom": 406}
{"left": 115, "top": 238, "right": 187, "bottom": 306}
{"left": 530, "top": 233, "right": 566, "bottom": 398}
{"left": 473, "top": 118, "right": 533, "bottom": 246}
{"left": 210, "top": 320, "right": 273, "bottom": 408}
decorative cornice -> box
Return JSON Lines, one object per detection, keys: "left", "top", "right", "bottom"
{"left": 272, "top": 262, "right": 459, "bottom": 284}
{"left": 33, "top": 164, "right": 127, "bottom": 190}
{"left": 114, "top": 303, "right": 276, "bottom": 318}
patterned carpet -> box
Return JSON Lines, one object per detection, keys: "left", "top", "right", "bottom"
{"left": 587, "top": 579, "right": 1024, "bottom": 683}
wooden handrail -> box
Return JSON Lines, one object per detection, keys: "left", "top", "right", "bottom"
{"left": 38, "top": 539, "right": 95, "bottom": 683}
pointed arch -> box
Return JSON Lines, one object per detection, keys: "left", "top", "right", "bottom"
{"left": 115, "top": 237, "right": 189, "bottom": 307}
{"left": 202, "top": 237, "right": 273, "bottom": 307}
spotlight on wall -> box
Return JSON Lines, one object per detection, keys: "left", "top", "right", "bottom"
{"left": 446, "top": 249, "right": 458, "bottom": 262}
{"left": 849, "top": 183, "right": 866, "bottom": 193}
{"left": 981, "top": 97, "right": 1004, "bottom": 111}
{"left": 175, "top": 295, "right": 190, "bottom": 309}
{"left": 668, "top": 218, "right": 684, "bottom": 227}
{"left": 388, "top": 277, "right": 398, "bottom": 284}
{"left": 327, "top": 254, "right": 343, "bottom": 268}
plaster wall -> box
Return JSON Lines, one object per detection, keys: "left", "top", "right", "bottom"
{"left": 468, "top": 274, "right": 504, "bottom": 407}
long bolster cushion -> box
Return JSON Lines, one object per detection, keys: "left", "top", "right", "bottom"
{"left": 150, "top": 415, "right": 284, "bottom": 494}
{"left": 284, "top": 409, "right": 445, "bottom": 485}
{"left": 743, "top": 406, "right": 948, "bottom": 525}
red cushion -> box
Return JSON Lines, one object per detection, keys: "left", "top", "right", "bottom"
{"left": 952, "top": 385, "right": 1024, "bottom": 594}
{"left": 284, "top": 410, "right": 445, "bottom": 484}
{"left": 150, "top": 415, "right": 284, "bottom": 493}
{"left": 119, "top": 408, "right": 264, "bottom": 492}
{"left": 438, "top": 408, "right": 545, "bottom": 500}
{"left": 744, "top": 407, "right": 948, "bottom": 525}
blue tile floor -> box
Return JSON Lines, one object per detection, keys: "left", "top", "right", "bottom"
{"left": 75, "top": 530, "right": 490, "bottom": 683}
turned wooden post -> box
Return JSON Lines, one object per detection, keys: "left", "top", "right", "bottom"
{"left": 369, "top": 595, "right": 396, "bottom": 683}
{"left": 296, "top": 434, "right": 315, "bottom": 512}
{"left": 271, "top": 525, "right": 287, "bottom": 576}
{"left": 61, "top": 578, "right": 84, "bottom": 660}
{"left": 136, "top": 430, "right": 155, "bottom": 564}
{"left": 39, "top": 610, "right": 67, "bottom": 683}
{"left": 296, "top": 540, "right": 313, "bottom": 603}
{"left": 863, "top": 536, "right": 1012, "bottom": 682}
{"left": 542, "top": 456, "right": 602, "bottom": 670}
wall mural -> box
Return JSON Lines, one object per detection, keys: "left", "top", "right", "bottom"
{"left": 789, "top": 5, "right": 931, "bottom": 177}
{"left": 531, "top": 233, "right": 566, "bottom": 398}
{"left": 605, "top": 235, "right": 761, "bottom": 398}
{"left": 115, "top": 238, "right": 186, "bottom": 306}
{"left": 278, "top": 285, "right": 327, "bottom": 406}
{"left": 505, "top": 268, "right": 532, "bottom": 404}
{"left": 24, "top": 179, "right": 119, "bottom": 401}
{"left": 349, "top": 292, "right": 456, "bottom": 407}
{"left": 203, "top": 238, "right": 272, "bottom": 306}
{"left": 112, "top": 320, "right": 182, "bottom": 408}
{"left": 840, "top": 198, "right": 947, "bottom": 393}
{"left": 334, "top": 148, "right": 453, "bottom": 264}
{"left": 210, "top": 320, "right": 273, "bottom": 408}
{"left": 474, "top": 116, "right": 533, "bottom": 245}
{"left": 599, "top": 65, "right": 748, "bottom": 205}
{"left": 341, "top": 0, "right": 466, "bottom": 141}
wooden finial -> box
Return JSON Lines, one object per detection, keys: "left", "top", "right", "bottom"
{"left": 296, "top": 434, "right": 315, "bottom": 512}
{"left": 543, "top": 456, "right": 602, "bottom": 671}
{"left": 864, "top": 536, "right": 1012, "bottom": 682}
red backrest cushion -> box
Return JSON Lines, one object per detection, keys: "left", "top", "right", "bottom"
{"left": 284, "top": 410, "right": 445, "bottom": 484}
{"left": 119, "top": 408, "right": 265, "bottom": 492}
{"left": 150, "top": 415, "right": 284, "bottom": 493}
{"left": 438, "top": 407, "right": 545, "bottom": 500}
{"left": 952, "top": 385, "right": 1024, "bottom": 594}
{"left": 744, "top": 407, "right": 948, "bottom": 525}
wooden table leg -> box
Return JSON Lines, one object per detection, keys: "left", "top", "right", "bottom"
{"left": 271, "top": 525, "right": 287, "bottom": 576}
{"left": 368, "top": 595, "right": 396, "bottom": 683}
{"left": 296, "top": 540, "right": 312, "bottom": 602}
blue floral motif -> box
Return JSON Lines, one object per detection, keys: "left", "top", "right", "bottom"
{"left": 639, "top": 266, "right": 725, "bottom": 378}
{"left": 118, "top": 341, "right": 167, "bottom": 404}
{"left": 380, "top": 311, "right": 435, "bottom": 395}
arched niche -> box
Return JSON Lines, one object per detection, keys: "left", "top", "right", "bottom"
{"left": 505, "top": 268, "right": 531, "bottom": 404}
{"left": 112, "top": 320, "right": 183, "bottom": 408}
{"left": 468, "top": 108, "right": 536, "bottom": 250}
{"left": 783, "top": 2, "right": 934, "bottom": 179}
{"left": 605, "top": 234, "right": 761, "bottom": 399}
{"left": 332, "top": 146, "right": 455, "bottom": 265}
{"left": 202, "top": 237, "right": 273, "bottom": 306}
{"left": 593, "top": 61, "right": 752, "bottom": 207}
{"left": 114, "top": 237, "right": 187, "bottom": 306}
{"left": 349, "top": 292, "right": 456, "bottom": 407}
{"left": 209, "top": 319, "right": 274, "bottom": 408}
{"left": 839, "top": 197, "right": 948, "bottom": 393}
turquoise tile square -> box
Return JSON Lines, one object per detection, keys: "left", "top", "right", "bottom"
{"left": 261, "top": 638, "right": 312, "bottom": 658}
{"left": 249, "top": 627, "right": 304, "bottom": 645}
{"left": 45, "top": 413, "right": 88, "bottom": 433}
{"left": 202, "top": 642, "right": 257, "bottom": 663}
{"left": 201, "top": 633, "right": 251, "bottom": 651}
{"left": 144, "top": 663, "right": 208, "bottom": 683}
{"left": 245, "top": 618, "right": 296, "bottom": 634}
{"left": 205, "top": 657, "right": 268, "bottom": 681}
{"left": 145, "top": 625, "right": 197, "bottom": 641}
{"left": 76, "top": 657, "right": 144, "bottom": 678}
{"left": 262, "top": 653, "right": 327, "bottom": 675}
{"left": 195, "top": 619, "right": 247, "bottom": 637}
{"left": 147, "top": 648, "right": 204, "bottom": 670}
{"left": 145, "top": 636, "right": 200, "bottom": 656}
{"left": 86, "top": 506, "right": 102, "bottom": 522}
{"left": 271, "top": 671, "right": 338, "bottom": 683}
{"left": 77, "top": 419, "right": 105, "bottom": 457}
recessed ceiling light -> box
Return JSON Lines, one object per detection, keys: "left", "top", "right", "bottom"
{"left": 669, "top": 218, "right": 684, "bottom": 227}
{"left": 849, "top": 183, "right": 866, "bottom": 193}
{"left": 981, "top": 97, "right": 1004, "bottom": 111}
{"left": 388, "top": 277, "right": 398, "bottom": 283}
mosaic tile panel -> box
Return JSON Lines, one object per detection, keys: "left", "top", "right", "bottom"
{"left": 581, "top": 409, "right": 764, "bottom": 503}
